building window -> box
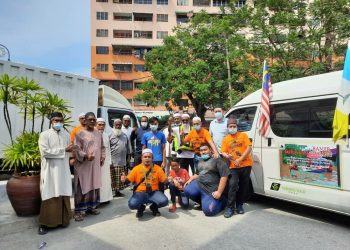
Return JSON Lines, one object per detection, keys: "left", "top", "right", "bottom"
{"left": 113, "top": 30, "right": 132, "bottom": 38}
{"left": 134, "top": 0, "right": 152, "bottom": 4}
{"left": 176, "top": 14, "right": 189, "bottom": 24}
{"left": 157, "top": 31, "right": 168, "bottom": 39}
{"left": 235, "top": 0, "right": 246, "bottom": 7}
{"left": 213, "top": 0, "right": 228, "bottom": 6}
{"left": 113, "top": 0, "right": 132, "bottom": 3}
{"left": 134, "top": 48, "right": 150, "bottom": 59}
{"left": 111, "top": 80, "right": 120, "bottom": 90}
{"left": 193, "top": 0, "right": 210, "bottom": 6}
{"left": 157, "top": 14, "right": 168, "bottom": 22}
{"left": 134, "top": 82, "right": 144, "bottom": 89}
{"left": 114, "top": 12, "right": 132, "bottom": 21}
{"left": 134, "top": 13, "right": 153, "bottom": 22}
{"left": 134, "top": 100, "right": 147, "bottom": 106}
{"left": 134, "top": 64, "right": 145, "bottom": 72}
{"left": 96, "top": 64, "right": 109, "bottom": 72}
{"left": 121, "top": 80, "right": 133, "bottom": 90}
{"left": 96, "top": 46, "right": 109, "bottom": 54}
{"left": 177, "top": 0, "right": 188, "bottom": 6}
{"left": 113, "top": 46, "right": 133, "bottom": 55}
{"left": 96, "top": 29, "right": 108, "bottom": 37}
{"left": 134, "top": 31, "right": 152, "bottom": 39}
{"left": 113, "top": 64, "right": 133, "bottom": 72}
{"left": 97, "top": 0, "right": 108, "bottom": 2}
{"left": 96, "top": 12, "right": 108, "bottom": 20}
{"left": 157, "top": 0, "right": 168, "bottom": 5}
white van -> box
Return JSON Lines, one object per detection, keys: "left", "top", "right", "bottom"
{"left": 225, "top": 71, "right": 350, "bottom": 215}
{"left": 97, "top": 85, "right": 139, "bottom": 135}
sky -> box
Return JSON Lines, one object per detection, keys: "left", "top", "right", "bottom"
{"left": 0, "top": 0, "right": 90, "bottom": 77}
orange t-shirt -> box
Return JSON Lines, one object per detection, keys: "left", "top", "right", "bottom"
{"left": 221, "top": 132, "right": 253, "bottom": 168}
{"left": 70, "top": 126, "right": 82, "bottom": 143}
{"left": 184, "top": 128, "right": 213, "bottom": 154}
{"left": 127, "top": 164, "right": 167, "bottom": 192}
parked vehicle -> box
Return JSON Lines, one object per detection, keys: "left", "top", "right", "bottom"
{"left": 225, "top": 71, "right": 350, "bottom": 215}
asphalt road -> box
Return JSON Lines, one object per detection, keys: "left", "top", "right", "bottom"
{"left": 1, "top": 190, "right": 349, "bottom": 250}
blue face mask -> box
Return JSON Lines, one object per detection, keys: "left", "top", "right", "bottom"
{"left": 201, "top": 154, "right": 211, "bottom": 160}
{"left": 214, "top": 112, "right": 223, "bottom": 120}
{"left": 194, "top": 125, "right": 201, "bottom": 131}
{"left": 53, "top": 122, "right": 63, "bottom": 131}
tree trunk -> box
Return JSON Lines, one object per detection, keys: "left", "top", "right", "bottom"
{"left": 31, "top": 109, "right": 35, "bottom": 134}
{"left": 23, "top": 95, "right": 28, "bottom": 133}
{"left": 41, "top": 116, "right": 45, "bottom": 132}
{"left": 4, "top": 102, "right": 13, "bottom": 144}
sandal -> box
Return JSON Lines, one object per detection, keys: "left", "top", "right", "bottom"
{"left": 169, "top": 204, "right": 177, "bottom": 213}
{"left": 74, "top": 213, "right": 84, "bottom": 221}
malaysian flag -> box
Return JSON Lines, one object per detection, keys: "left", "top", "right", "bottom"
{"left": 259, "top": 60, "right": 273, "bottom": 137}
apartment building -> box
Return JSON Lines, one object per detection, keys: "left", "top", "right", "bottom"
{"left": 91, "top": 0, "right": 250, "bottom": 114}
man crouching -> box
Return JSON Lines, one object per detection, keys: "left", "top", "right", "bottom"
{"left": 121, "top": 148, "right": 168, "bottom": 218}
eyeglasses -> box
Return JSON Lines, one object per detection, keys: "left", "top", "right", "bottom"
{"left": 87, "top": 118, "right": 96, "bottom": 121}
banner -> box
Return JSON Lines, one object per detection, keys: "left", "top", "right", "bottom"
{"left": 280, "top": 144, "right": 339, "bottom": 188}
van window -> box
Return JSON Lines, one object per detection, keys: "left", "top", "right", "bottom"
{"left": 226, "top": 106, "right": 257, "bottom": 132}
{"left": 107, "top": 110, "right": 138, "bottom": 128}
{"left": 270, "top": 98, "right": 336, "bottom": 138}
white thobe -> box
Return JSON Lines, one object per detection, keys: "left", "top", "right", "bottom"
{"left": 100, "top": 132, "right": 113, "bottom": 202}
{"left": 39, "top": 128, "right": 72, "bottom": 201}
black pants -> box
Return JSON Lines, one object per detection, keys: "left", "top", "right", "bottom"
{"left": 179, "top": 158, "right": 195, "bottom": 175}
{"left": 134, "top": 153, "right": 142, "bottom": 166}
{"left": 227, "top": 167, "right": 252, "bottom": 208}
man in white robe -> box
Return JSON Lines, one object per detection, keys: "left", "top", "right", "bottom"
{"left": 96, "top": 118, "right": 113, "bottom": 203}
{"left": 38, "top": 112, "right": 73, "bottom": 235}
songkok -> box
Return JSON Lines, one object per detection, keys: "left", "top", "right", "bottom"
{"left": 50, "top": 112, "right": 63, "bottom": 119}
{"left": 192, "top": 116, "right": 201, "bottom": 122}
{"left": 114, "top": 118, "right": 122, "bottom": 124}
{"left": 142, "top": 148, "right": 153, "bottom": 155}
{"left": 78, "top": 112, "right": 85, "bottom": 118}
{"left": 181, "top": 113, "right": 190, "bottom": 119}
{"left": 96, "top": 118, "right": 105, "bottom": 123}
{"left": 123, "top": 115, "right": 131, "bottom": 120}
{"left": 85, "top": 112, "right": 96, "bottom": 118}
{"left": 227, "top": 118, "right": 238, "bottom": 126}
{"left": 173, "top": 113, "right": 181, "bottom": 118}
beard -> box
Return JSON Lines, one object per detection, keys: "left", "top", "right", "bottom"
{"left": 112, "top": 128, "right": 122, "bottom": 137}
{"left": 182, "top": 124, "right": 190, "bottom": 133}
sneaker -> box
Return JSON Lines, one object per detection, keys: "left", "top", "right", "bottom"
{"left": 236, "top": 203, "right": 245, "bottom": 214}
{"left": 136, "top": 205, "right": 146, "bottom": 218}
{"left": 115, "top": 190, "right": 125, "bottom": 197}
{"left": 193, "top": 203, "right": 202, "bottom": 211}
{"left": 87, "top": 208, "right": 100, "bottom": 215}
{"left": 150, "top": 203, "right": 161, "bottom": 216}
{"left": 224, "top": 207, "right": 234, "bottom": 218}
{"left": 38, "top": 226, "right": 48, "bottom": 235}
{"left": 169, "top": 204, "right": 177, "bottom": 213}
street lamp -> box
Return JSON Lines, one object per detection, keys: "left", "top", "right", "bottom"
{"left": 0, "top": 44, "right": 10, "bottom": 61}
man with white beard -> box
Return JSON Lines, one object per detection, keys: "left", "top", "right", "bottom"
{"left": 109, "top": 119, "right": 130, "bottom": 197}
{"left": 177, "top": 113, "right": 195, "bottom": 174}
{"left": 96, "top": 118, "right": 113, "bottom": 204}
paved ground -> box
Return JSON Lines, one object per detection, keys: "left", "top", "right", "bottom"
{"left": 1, "top": 188, "right": 350, "bottom": 250}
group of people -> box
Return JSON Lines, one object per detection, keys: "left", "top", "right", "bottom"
{"left": 37, "top": 107, "right": 253, "bottom": 235}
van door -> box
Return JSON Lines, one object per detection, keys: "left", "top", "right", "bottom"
{"left": 264, "top": 97, "right": 338, "bottom": 195}
{"left": 226, "top": 105, "right": 264, "bottom": 194}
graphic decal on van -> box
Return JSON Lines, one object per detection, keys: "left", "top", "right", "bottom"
{"left": 280, "top": 144, "right": 339, "bottom": 188}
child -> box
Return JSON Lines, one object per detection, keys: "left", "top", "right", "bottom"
{"left": 168, "top": 158, "right": 190, "bottom": 212}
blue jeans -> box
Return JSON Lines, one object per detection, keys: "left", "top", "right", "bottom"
{"left": 184, "top": 180, "right": 226, "bottom": 216}
{"left": 169, "top": 184, "right": 189, "bottom": 208}
{"left": 128, "top": 191, "right": 168, "bottom": 210}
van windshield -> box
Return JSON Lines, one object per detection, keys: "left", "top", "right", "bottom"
{"left": 107, "top": 110, "right": 138, "bottom": 128}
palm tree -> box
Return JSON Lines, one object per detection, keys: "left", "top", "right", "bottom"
{"left": 17, "top": 77, "right": 42, "bottom": 133}
{"left": 27, "top": 93, "right": 44, "bottom": 133}
{"left": 0, "top": 74, "right": 20, "bottom": 144}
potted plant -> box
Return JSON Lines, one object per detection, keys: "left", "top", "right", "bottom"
{"left": 0, "top": 73, "right": 71, "bottom": 216}
{"left": 2, "top": 132, "right": 41, "bottom": 216}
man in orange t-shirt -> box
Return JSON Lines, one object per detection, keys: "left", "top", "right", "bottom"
{"left": 70, "top": 113, "right": 86, "bottom": 143}
{"left": 182, "top": 116, "right": 219, "bottom": 174}
{"left": 121, "top": 148, "right": 168, "bottom": 218}
{"left": 221, "top": 118, "right": 252, "bottom": 218}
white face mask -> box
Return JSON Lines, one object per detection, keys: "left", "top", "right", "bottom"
{"left": 214, "top": 112, "right": 223, "bottom": 120}
{"left": 194, "top": 125, "right": 201, "bottom": 131}
{"left": 141, "top": 122, "right": 148, "bottom": 128}
{"left": 150, "top": 124, "right": 158, "bottom": 131}
{"left": 228, "top": 127, "right": 238, "bottom": 135}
